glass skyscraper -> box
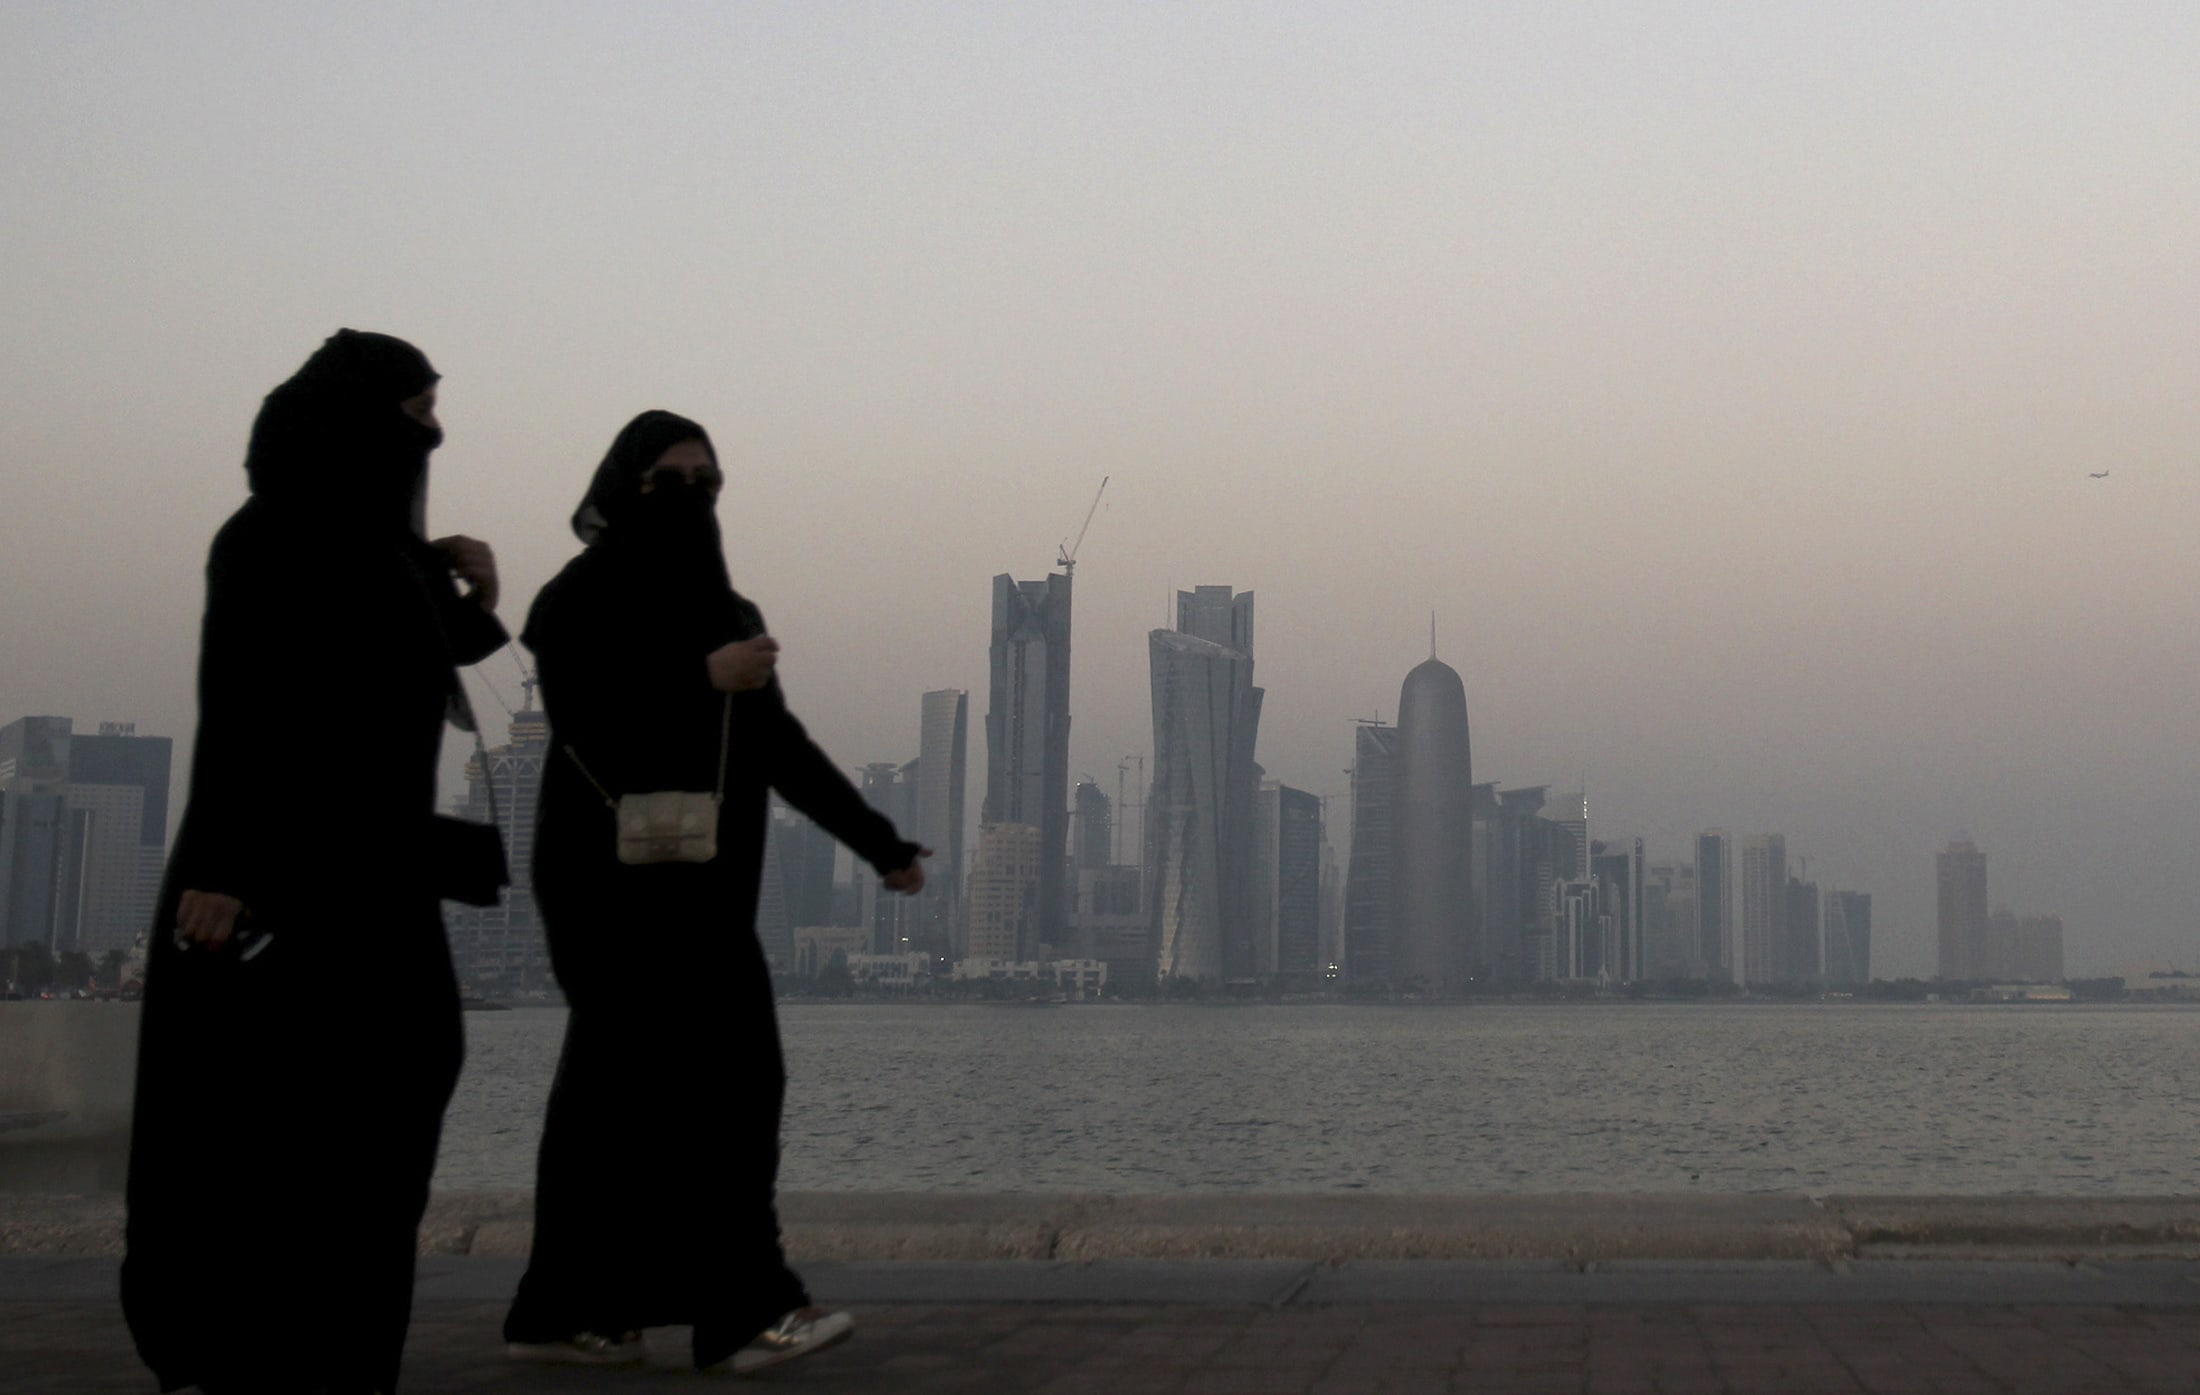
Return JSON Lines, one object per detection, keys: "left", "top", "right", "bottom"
{"left": 1392, "top": 656, "right": 1475, "bottom": 992}
{"left": 914, "top": 688, "right": 968, "bottom": 961}
{"left": 984, "top": 572, "right": 1072, "bottom": 956}
{"left": 1937, "top": 838, "right": 1988, "bottom": 981}
{"left": 1342, "top": 722, "right": 1399, "bottom": 983}
{"left": 0, "top": 716, "right": 171, "bottom": 956}
{"left": 1147, "top": 587, "right": 1262, "bottom": 983}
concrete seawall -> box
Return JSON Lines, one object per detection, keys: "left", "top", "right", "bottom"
{"left": 7, "top": 1191, "right": 2199, "bottom": 1262}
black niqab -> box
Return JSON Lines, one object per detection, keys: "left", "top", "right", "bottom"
{"left": 243, "top": 328, "right": 442, "bottom": 535}
{"left": 568, "top": 408, "right": 715, "bottom": 545}
{"left": 555, "top": 409, "right": 740, "bottom": 636}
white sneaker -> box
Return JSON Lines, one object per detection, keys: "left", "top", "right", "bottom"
{"left": 504, "top": 1330, "right": 646, "bottom": 1366}
{"left": 726, "top": 1307, "right": 855, "bottom": 1375}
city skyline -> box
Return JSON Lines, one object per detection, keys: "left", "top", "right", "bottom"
{"left": 5, "top": 7, "right": 2196, "bottom": 976}
{"left": 0, "top": 697, "right": 2086, "bottom": 994}
{"left": 0, "top": 586, "right": 2094, "bottom": 992}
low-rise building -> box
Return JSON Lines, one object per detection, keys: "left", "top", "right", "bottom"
{"left": 2124, "top": 968, "right": 2200, "bottom": 1002}
{"left": 793, "top": 924, "right": 871, "bottom": 978}
{"left": 1970, "top": 982, "right": 2075, "bottom": 1003}
{"left": 950, "top": 957, "right": 1110, "bottom": 994}
{"left": 844, "top": 952, "right": 933, "bottom": 987}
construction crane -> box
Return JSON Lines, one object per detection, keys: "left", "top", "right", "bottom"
{"left": 1058, "top": 476, "right": 1109, "bottom": 574}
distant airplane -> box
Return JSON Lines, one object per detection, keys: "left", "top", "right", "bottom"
{"left": 2087, "top": 470, "right": 2110, "bottom": 479}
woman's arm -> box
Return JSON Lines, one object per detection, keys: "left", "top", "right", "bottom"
{"left": 168, "top": 521, "right": 317, "bottom": 925}
{"left": 422, "top": 534, "right": 509, "bottom": 664}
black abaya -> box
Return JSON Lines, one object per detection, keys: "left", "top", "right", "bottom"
{"left": 505, "top": 414, "right": 917, "bottom": 1365}
{"left": 122, "top": 333, "right": 506, "bottom": 1395}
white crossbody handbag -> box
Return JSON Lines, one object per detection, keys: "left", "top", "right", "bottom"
{"left": 564, "top": 696, "right": 731, "bottom": 865}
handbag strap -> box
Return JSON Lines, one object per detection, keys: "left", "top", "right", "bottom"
{"left": 562, "top": 742, "right": 618, "bottom": 811}
{"left": 566, "top": 693, "right": 733, "bottom": 809}
{"left": 459, "top": 685, "right": 504, "bottom": 831}
{"left": 400, "top": 543, "right": 508, "bottom": 832}
{"left": 712, "top": 693, "right": 732, "bottom": 803}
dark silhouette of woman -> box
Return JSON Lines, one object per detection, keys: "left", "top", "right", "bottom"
{"left": 122, "top": 331, "right": 507, "bottom": 1395}
{"left": 504, "top": 410, "right": 925, "bottom": 1373}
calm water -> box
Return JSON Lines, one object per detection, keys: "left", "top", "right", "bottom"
{"left": 436, "top": 1002, "right": 2200, "bottom": 1195}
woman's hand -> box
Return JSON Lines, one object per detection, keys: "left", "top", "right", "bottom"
{"left": 882, "top": 849, "right": 933, "bottom": 895}
{"left": 432, "top": 534, "right": 500, "bottom": 613}
{"left": 706, "top": 635, "right": 780, "bottom": 692}
{"left": 174, "top": 890, "right": 248, "bottom": 949}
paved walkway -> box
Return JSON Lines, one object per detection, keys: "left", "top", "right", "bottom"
{"left": 7, "top": 1258, "right": 2199, "bottom": 1393}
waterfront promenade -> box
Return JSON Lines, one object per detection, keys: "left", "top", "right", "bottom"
{"left": 6, "top": 1193, "right": 2198, "bottom": 1392}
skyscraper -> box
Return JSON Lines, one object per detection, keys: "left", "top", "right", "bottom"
{"left": 1174, "top": 585, "right": 1256, "bottom": 652}
{"left": 1544, "top": 791, "right": 1589, "bottom": 881}
{"left": 1342, "top": 722, "right": 1399, "bottom": 983}
{"left": 1985, "top": 906, "right": 2020, "bottom": 981}
{"left": 0, "top": 716, "right": 172, "bottom": 956}
{"left": 757, "top": 800, "right": 839, "bottom": 971}
{"left": 1473, "top": 784, "right": 1550, "bottom": 984}
{"left": 1146, "top": 587, "right": 1263, "bottom": 982}
{"left": 1590, "top": 838, "right": 1643, "bottom": 985}
{"left": 1554, "top": 877, "right": 1599, "bottom": 980}
{"left": 914, "top": 688, "right": 968, "bottom": 961}
{"left": 966, "top": 822, "right": 1042, "bottom": 963}
{"left": 857, "top": 760, "right": 919, "bottom": 954}
{"left": 1694, "top": 831, "right": 1731, "bottom": 983}
{"left": 2016, "top": 914, "right": 2065, "bottom": 982}
{"left": 444, "top": 704, "right": 550, "bottom": 996}
{"left": 58, "top": 722, "right": 172, "bottom": 955}
{"left": 1073, "top": 778, "right": 1112, "bottom": 872}
{"left": 1642, "top": 860, "right": 1697, "bottom": 979}
{"left": 984, "top": 570, "right": 1073, "bottom": 955}
{"left": 1075, "top": 863, "right": 1147, "bottom": 983}
{"left": 1823, "top": 889, "right": 1872, "bottom": 987}
{"left": 1936, "top": 838, "right": 1988, "bottom": 981}
{"left": 1392, "top": 656, "right": 1475, "bottom": 992}
{"left": 1740, "top": 834, "right": 1786, "bottom": 988}
{"left": 1, "top": 717, "right": 76, "bottom": 952}
{"left": 1784, "top": 872, "right": 1821, "bottom": 986}
{"left": 1317, "top": 824, "right": 1344, "bottom": 975}
{"left": 1254, "top": 782, "right": 1322, "bottom": 981}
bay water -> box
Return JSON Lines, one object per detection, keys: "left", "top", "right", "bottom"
{"left": 435, "top": 1002, "right": 2200, "bottom": 1195}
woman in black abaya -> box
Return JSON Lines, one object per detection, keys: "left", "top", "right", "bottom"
{"left": 122, "top": 331, "right": 507, "bottom": 1395}
{"left": 505, "top": 411, "right": 925, "bottom": 1373}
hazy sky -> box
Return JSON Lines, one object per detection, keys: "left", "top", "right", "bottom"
{"left": 5, "top": 3, "right": 2196, "bottom": 976}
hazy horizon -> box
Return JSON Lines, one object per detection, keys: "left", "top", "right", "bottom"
{"left": 5, "top": 3, "right": 2195, "bottom": 977}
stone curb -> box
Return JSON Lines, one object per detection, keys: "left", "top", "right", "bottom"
{"left": 1832, "top": 1196, "right": 2200, "bottom": 1256}
{"left": 8, "top": 1191, "right": 2200, "bottom": 1262}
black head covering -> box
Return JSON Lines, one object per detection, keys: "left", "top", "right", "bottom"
{"left": 557, "top": 410, "right": 746, "bottom": 647}
{"left": 243, "top": 329, "right": 441, "bottom": 534}
{"left": 568, "top": 409, "right": 716, "bottom": 546}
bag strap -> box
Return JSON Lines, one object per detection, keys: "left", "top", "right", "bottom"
{"left": 566, "top": 693, "right": 733, "bottom": 810}
{"left": 563, "top": 742, "right": 618, "bottom": 811}
{"left": 713, "top": 693, "right": 732, "bottom": 803}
